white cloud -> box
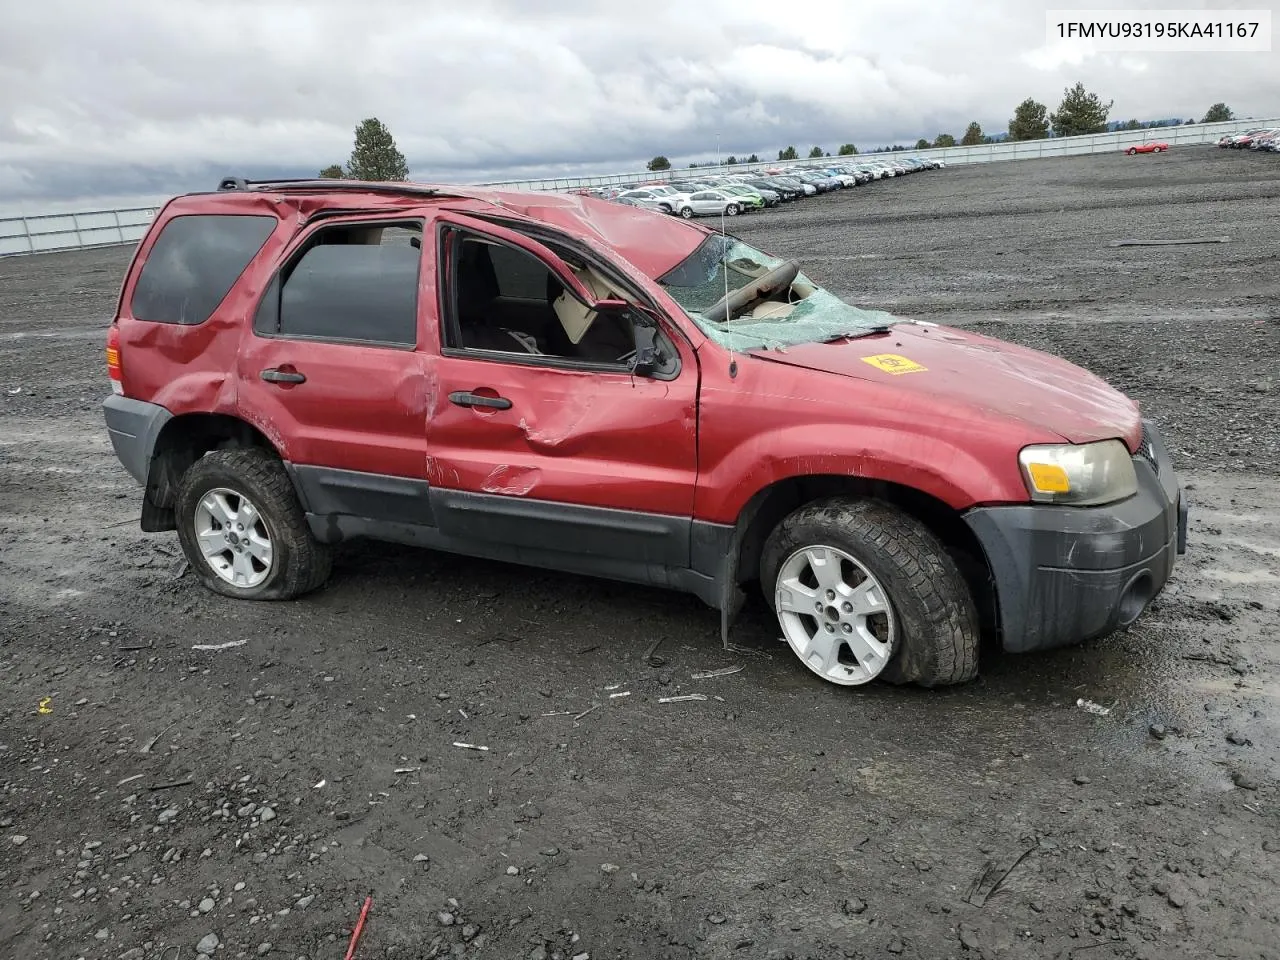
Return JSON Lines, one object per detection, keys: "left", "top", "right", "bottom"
{"left": 0, "top": 0, "right": 1275, "bottom": 208}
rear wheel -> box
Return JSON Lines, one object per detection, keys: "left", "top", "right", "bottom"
{"left": 679, "top": 206, "right": 694, "bottom": 219}
{"left": 726, "top": 203, "right": 739, "bottom": 216}
{"left": 175, "top": 448, "right": 332, "bottom": 601}
{"left": 761, "top": 497, "right": 980, "bottom": 688}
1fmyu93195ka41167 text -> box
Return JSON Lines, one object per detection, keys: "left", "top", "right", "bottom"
{"left": 1045, "top": 9, "right": 1272, "bottom": 51}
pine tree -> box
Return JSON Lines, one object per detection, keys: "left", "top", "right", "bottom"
{"left": 344, "top": 118, "right": 409, "bottom": 181}
{"left": 1049, "top": 82, "right": 1113, "bottom": 137}
{"left": 960, "top": 122, "right": 984, "bottom": 146}
{"left": 1008, "top": 98, "right": 1050, "bottom": 140}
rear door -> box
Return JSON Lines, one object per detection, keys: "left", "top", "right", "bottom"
{"left": 235, "top": 214, "right": 434, "bottom": 526}
{"left": 421, "top": 213, "right": 701, "bottom": 578}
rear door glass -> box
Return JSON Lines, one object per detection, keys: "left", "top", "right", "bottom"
{"left": 130, "top": 214, "right": 277, "bottom": 325}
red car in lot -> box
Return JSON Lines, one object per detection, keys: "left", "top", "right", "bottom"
{"left": 101, "top": 177, "right": 1187, "bottom": 689}
{"left": 1126, "top": 142, "right": 1169, "bottom": 154}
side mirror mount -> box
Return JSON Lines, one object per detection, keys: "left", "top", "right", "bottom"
{"left": 631, "top": 323, "right": 661, "bottom": 376}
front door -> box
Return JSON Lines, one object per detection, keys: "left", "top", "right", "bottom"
{"left": 421, "top": 215, "right": 701, "bottom": 577}
{"left": 236, "top": 215, "right": 433, "bottom": 525}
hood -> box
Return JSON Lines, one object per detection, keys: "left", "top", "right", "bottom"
{"left": 748, "top": 322, "right": 1141, "bottom": 447}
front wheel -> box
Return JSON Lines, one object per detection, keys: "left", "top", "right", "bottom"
{"left": 1127, "top": 147, "right": 1138, "bottom": 155}
{"left": 761, "top": 498, "right": 980, "bottom": 688}
{"left": 175, "top": 448, "right": 332, "bottom": 600}
{"left": 1152, "top": 146, "right": 1163, "bottom": 152}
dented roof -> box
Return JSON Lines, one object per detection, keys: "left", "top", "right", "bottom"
{"left": 171, "top": 180, "right": 715, "bottom": 280}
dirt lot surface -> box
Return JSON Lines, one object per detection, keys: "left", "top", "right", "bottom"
{"left": 2, "top": 147, "right": 1278, "bottom": 960}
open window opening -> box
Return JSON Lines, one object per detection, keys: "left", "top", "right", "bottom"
{"left": 445, "top": 232, "right": 640, "bottom": 367}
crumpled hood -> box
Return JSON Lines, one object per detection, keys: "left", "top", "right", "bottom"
{"left": 748, "top": 322, "right": 1142, "bottom": 447}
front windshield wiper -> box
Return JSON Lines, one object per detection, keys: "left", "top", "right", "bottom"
{"left": 815, "top": 326, "right": 893, "bottom": 343}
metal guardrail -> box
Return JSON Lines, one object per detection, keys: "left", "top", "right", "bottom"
{"left": 0, "top": 207, "right": 158, "bottom": 257}
{"left": 1, "top": 117, "right": 1274, "bottom": 257}
{"left": 477, "top": 117, "right": 1277, "bottom": 191}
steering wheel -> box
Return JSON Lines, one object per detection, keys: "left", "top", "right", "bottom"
{"left": 701, "top": 259, "right": 801, "bottom": 325}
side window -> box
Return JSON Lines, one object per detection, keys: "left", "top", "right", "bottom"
{"left": 255, "top": 220, "right": 422, "bottom": 347}
{"left": 488, "top": 244, "right": 552, "bottom": 301}
{"left": 443, "top": 231, "right": 637, "bottom": 368}
{"left": 130, "top": 214, "right": 277, "bottom": 325}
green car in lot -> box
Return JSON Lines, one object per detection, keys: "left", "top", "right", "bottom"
{"left": 718, "top": 184, "right": 766, "bottom": 211}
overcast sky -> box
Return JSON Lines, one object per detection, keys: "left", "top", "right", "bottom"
{"left": 1, "top": 0, "right": 1276, "bottom": 212}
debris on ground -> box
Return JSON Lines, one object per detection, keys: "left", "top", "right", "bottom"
{"left": 642, "top": 637, "right": 666, "bottom": 667}
{"left": 658, "top": 694, "right": 708, "bottom": 704}
{"left": 965, "top": 844, "right": 1038, "bottom": 906}
{"left": 1076, "top": 698, "right": 1112, "bottom": 716}
{"left": 343, "top": 895, "right": 373, "bottom": 960}
{"left": 690, "top": 665, "right": 744, "bottom": 680}
{"left": 191, "top": 638, "right": 249, "bottom": 651}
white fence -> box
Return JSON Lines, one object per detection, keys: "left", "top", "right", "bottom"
{"left": 0, "top": 207, "right": 159, "bottom": 257}
{"left": 1, "top": 117, "right": 1274, "bottom": 257}
{"left": 478, "top": 117, "right": 1276, "bottom": 191}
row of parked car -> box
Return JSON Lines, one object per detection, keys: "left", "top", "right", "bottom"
{"left": 1217, "top": 128, "right": 1280, "bottom": 151}
{"left": 574, "top": 157, "right": 945, "bottom": 219}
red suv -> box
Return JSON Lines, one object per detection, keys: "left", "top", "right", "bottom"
{"left": 102, "top": 177, "right": 1188, "bottom": 688}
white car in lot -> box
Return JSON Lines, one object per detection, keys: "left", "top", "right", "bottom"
{"left": 617, "top": 185, "right": 689, "bottom": 214}
{"left": 675, "top": 189, "right": 747, "bottom": 218}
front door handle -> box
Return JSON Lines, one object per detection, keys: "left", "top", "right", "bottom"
{"left": 449, "top": 390, "right": 511, "bottom": 410}
{"left": 261, "top": 368, "right": 306, "bottom": 384}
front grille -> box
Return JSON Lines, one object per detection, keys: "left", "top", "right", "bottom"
{"left": 1137, "top": 422, "right": 1158, "bottom": 471}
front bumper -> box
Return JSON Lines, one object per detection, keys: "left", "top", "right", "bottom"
{"left": 964, "top": 421, "right": 1186, "bottom": 654}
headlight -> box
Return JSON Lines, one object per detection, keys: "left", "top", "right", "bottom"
{"left": 1018, "top": 439, "right": 1138, "bottom": 506}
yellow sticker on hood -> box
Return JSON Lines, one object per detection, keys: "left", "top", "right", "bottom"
{"left": 862, "top": 354, "right": 927, "bottom": 375}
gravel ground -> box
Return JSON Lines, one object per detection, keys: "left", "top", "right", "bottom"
{"left": 1, "top": 147, "right": 1278, "bottom": 960}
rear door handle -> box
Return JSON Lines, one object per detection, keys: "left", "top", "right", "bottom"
{"left": 261, "top": 368, "right": 306, "bottom": 384}
{"left": 449, "top": 390, "right": 511, "bottom": 410}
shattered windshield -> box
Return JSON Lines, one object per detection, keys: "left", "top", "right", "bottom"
{"left": 656, "top": 233, "right": 903, "bottom": 350}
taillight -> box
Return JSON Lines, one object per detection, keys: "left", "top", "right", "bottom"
{"left": 106, "top": 324, "right": 123, "bottom": 395}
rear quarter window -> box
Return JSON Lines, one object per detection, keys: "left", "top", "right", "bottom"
{"left": 129, "top": 214, "right": 277, "bottom": 325}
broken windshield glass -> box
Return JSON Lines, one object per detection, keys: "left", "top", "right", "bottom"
{"left": 656, "top": 233, "right": 904, "bottom": 350}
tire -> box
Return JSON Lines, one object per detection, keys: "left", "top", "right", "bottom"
{"left": 679, "top": 206, "right": 694, "bottom": 219}
{"left": 726, "top": 204, "right": 739, "bottom": 216}
{"left": 760, "top": 497, "right": 979, "bottom": 688}
{"left": 1127, "top": 147, "right": 1138, "bottom": 155}
{"left": 1153, "top": 146, "right": 1162, "bottom": 152}
{"left": 175, "top": 448, "right": 332, "bottom": 601}
{"left": 658, "top": 203, "right": 672, "bottom": 214}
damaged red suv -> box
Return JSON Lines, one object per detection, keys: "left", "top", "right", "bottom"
{"left": 102, "top": 177, "right": 1188, "bottom": 688}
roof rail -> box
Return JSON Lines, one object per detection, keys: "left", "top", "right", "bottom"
{"left": 215, "top": 176, "right": 443, "bottom": 198}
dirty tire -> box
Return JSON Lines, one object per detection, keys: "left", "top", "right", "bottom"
{"left": 175, "top": 448, "right": 332, "bottom": 601}
{"left": 760, "top": 497, "right": 979, "bottom": 688}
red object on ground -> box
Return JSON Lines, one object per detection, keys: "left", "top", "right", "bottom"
{"left": 344, "top": 895, "right": 373, "bottom": 960}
